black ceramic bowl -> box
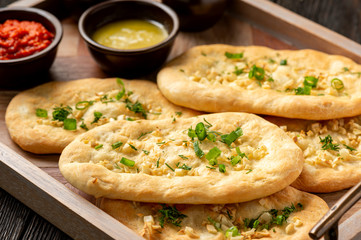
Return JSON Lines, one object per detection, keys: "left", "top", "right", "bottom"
{"left": 78, "top": 0, "right": 179, "bottom": 78}
{"left": 0, "top": 7, "right": 63, "bottom": 88}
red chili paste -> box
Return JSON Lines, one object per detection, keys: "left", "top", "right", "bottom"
{"left": 0, "top": 19, "right": 54, "bottom": 60}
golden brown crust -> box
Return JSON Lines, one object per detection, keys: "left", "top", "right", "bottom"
{"left": 265, "top": 115, "right": 361, "bottom": 192}
{"left": 5, "top": 78, "right": 199, "bottom": 154}
{"left": 59, "top": 112, "right": 303, "bottom": 204}
{"left": 157, "top": 44, "right": 361, "bottom": 120}
{"left": 98, "top": 187, "right": 328, "bottom": 240}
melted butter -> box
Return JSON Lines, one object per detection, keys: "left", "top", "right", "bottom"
{"left": 92, "top": 19, "right": 168, "bottom": 50}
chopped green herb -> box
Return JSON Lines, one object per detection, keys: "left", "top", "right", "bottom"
{"left": 100, "top": 95, "right": 115, "bottom": 103}
{"left": 138, "top": 131, "right": 153, "bottom": 140}
{"left": 203, "top": 118, "right": 213, "bottom": 128}
{"left": 280, "top": 59, "right": 287, "bottom": 65}
{"left": 201, "top": 51, "right": 207, "bottom": 56}
{"left": 159, "top": 204, "right": 187, "bottom": 228}
{"left": 343, "top": 67, "right": 350, "bottom": 72}
{"left": 165, "top": 163, "right": 175, "bottom": 171}
{"left": 156, "top": 157, "right": 160, "bottom": 168}
{"left": 52, "top": 105, "right": 72, "bottom": 121}
{"left": 36, "top": 108, "right": 48, "bottom": 118}
{"left": 246, "top": 169, "right": 253, "bottom": 174}
{"left": 219, "top": 164, "right": 226, "bottom": 173}
{"left": 128, "top": 144, "right": 138, "bottom": 151}
{"left": 193, "top": 141, "right": 204, "bottom": 158}
{"left": 176, "top": 162, "right": 192, "bottom": 170}
{"left": 63, "top": 118, "right": 77, "bottom": 130}
{"left": 114, "top": 162, "right": 120, "bottom": 169}
{"left": 221, "top": 127, "right": 243, "bottom": 146}
{"left": 320, "top": 135, "right": 340, "bottom": 151}
{"left": 225, "top": 52, "right": 243, "bottom": 59}
{"left": 120, "top": 157, "right": 135, "bottom": 167}
{"left": 91, "top": 111, "right": 103, "bottom": 124}
{"left": 126, "top": 117, "right": 134, "bottom": 121}
{"left": 294, "top": 86, "right": 311, "bottom": 95}
{"left": 125, "top": 100, "right": 147, "bottom": 118}
{"left": 331, "top": 78, "right": 344, "bottom": 90}
{"left": 233, "top": 66, "right": 243, "bottom": 75}
{"left": 188, "top": 127, "right": 197, "bottom": 140}
{"left": 236, "top": 146, "right": 248, "bottom": 159}
{"left": 80, "top": 121, "right": 88, "bottom": 131}
{"left": 297, "top": 203, "right": 303, "bottom": 210}
{"left": 206, "top": 166, "right": 216, "bottom": 170}
{"left": 175, "top": 111, "right": 182, "bottom": 117}
{"left": 178, "top": 155, "right": 188, "bottom": 160}
{"left": 268, "top": 58, "right": 276, "bottom": 64}
{"left": 205, "top": 147, "right": 221, "bottom": 165}
{"left": 248, "top": 65, "right": 265, "bottom": 81}
{"left": 157, "top": 141, "right": 166, "bottom": 145}
{"left": 343, "top": 144, "right": 356, "bottom": 151}
{"left": 207, "top": 217, "right": 222, "bottom": 232}
{"left": 142, "top": 149, "right": 150, "bottom": 155}
{"left": 116, "top": 78, "right": 126, "bottom": 100}
{"left": 94, "top": 144, "right": 103, "bottom": 150}
{"left": 179, "top": 69, "right": 185, "bottom": 72}
{"left": 112, "top": 141, "right": 123, "bottom": 149}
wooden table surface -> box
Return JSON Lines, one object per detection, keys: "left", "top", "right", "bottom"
{"left": 1, "top": 0, "right": 361, "bottom": 239}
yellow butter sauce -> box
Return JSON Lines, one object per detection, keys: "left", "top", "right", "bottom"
{"left": 92, "top": 19, "right": 168, "bottom": 50}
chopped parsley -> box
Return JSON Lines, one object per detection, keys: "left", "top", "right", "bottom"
{"left": 36, "top": 108, "right": 48, "bottom": 118}
{"left": 111, "top": 141, "right": 123, "bottom": 149}
{"left": 52, "top": 105, "right": 72, "bottom": 121}
{"left": 175, "top": 111, "right": 182, "bottom": 117}
{"left": 205, "top": 147, "right": 221, "bottom": 166}
{"left": 119, "top": 157, "right": 135, "bottom": 167}
{"left": 225, "top": 51, "right": 243, "bottom": 59}
{"left": 100, "top": 94, "right": 115, "bottom": 103}
{"left": 320, "top": 135, "right": 340, "bottom": 151}
{"left": 125, "top": 100, "right": 147, "bottom": 118}
{"left": 142, "top": 149, "right": 150, "bottom": 155}
{"left": 80, "top": 121, "right": 88, "bottom": 131}
{"left": 116, "top": 78, "right": 126, "bottom": 100}
{"left": 158, "top": 204, "right": 187, "bottom": 228}
{"left": 91, "top": 111, "right": 103, "bottom": 124}
{"left": 233, "top": 66, "right": 243, "bottom": 75}
{"left": 63, "top": 118, "right": 77, "bottom": 130}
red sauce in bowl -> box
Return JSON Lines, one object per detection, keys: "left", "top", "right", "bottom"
{"left": 0, "top": 19, "right": 54, "bottom": 60}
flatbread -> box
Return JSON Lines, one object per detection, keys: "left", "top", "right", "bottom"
{"left": 5, "top": 78, "right": 198, "bottom": 154}
{"left": 157, "top": 44, "right": 361, "bottom": 120}
{"left": 98, "top": 186, "right": 328, "bottom": 240}
{"left": 59, "top": 112, "right": 303, "bottom": 204}
{"left": 265, "top": 115, "right": 361, "bottom": 192}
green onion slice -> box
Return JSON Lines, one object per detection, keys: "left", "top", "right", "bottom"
{"left": 195, "top": 122, "right": 207, "bottom": 141}
{"left": 63, "top": 118, "right": 77, "bottom": 130}
{"left": 303, "top": 76, "right": 318, "bottom": 88}
{"left": 75, "top": 101, "right": 94, "bottom": 110}
{"left": 249, "top": 65, "right": 265, "bottom": 81}
{"left": 331, "top": 78, "right": 344, "bottom": 90}
{"left": 219, "top": 164, "right": 226, "bottom": 173}
{"left": 95, "top": 144, "right": 103, "bottom": 150}
{"left": 112, "top": 141, "right": 123, "bottom": 149}
{"left": 221, "top": 127, "right": 243, "bottom": 146}
{"left": 225, "top": 52, "right": 243, "bottom": 59}
{"left": 120, "top": 157, "right": 135, "bottom": 167}
{"left": 206, "top": 147, "right": 221, "bottom": 166}
{"left": 36, "top": 108, "right": 48, "bottom": 118}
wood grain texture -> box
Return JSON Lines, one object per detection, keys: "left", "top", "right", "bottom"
{"left": 1, "top": 0, "right": 361, "bottom": 239}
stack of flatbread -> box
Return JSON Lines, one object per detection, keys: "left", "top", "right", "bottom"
{"left": 12, "top": 44, "right": 361, "bottom": 239}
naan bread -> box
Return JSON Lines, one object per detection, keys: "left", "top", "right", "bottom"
{"left": 157, "top": 44, "right": 361, "bottom": 120}
{"left": 98, "top": 186, "right": 328, "bottom": 240}
{"left": 265, "top": 115, "right": 361, "bottom": 192}
{"left": 5, "top": 78, "right": 198, "bottom": 154}
{"left": 59, "top": 112, "right": 303, "bottom": 204}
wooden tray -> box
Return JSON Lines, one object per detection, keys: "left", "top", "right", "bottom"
{"left": 1, "top": 0, "right": 361, "bottom": 239}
